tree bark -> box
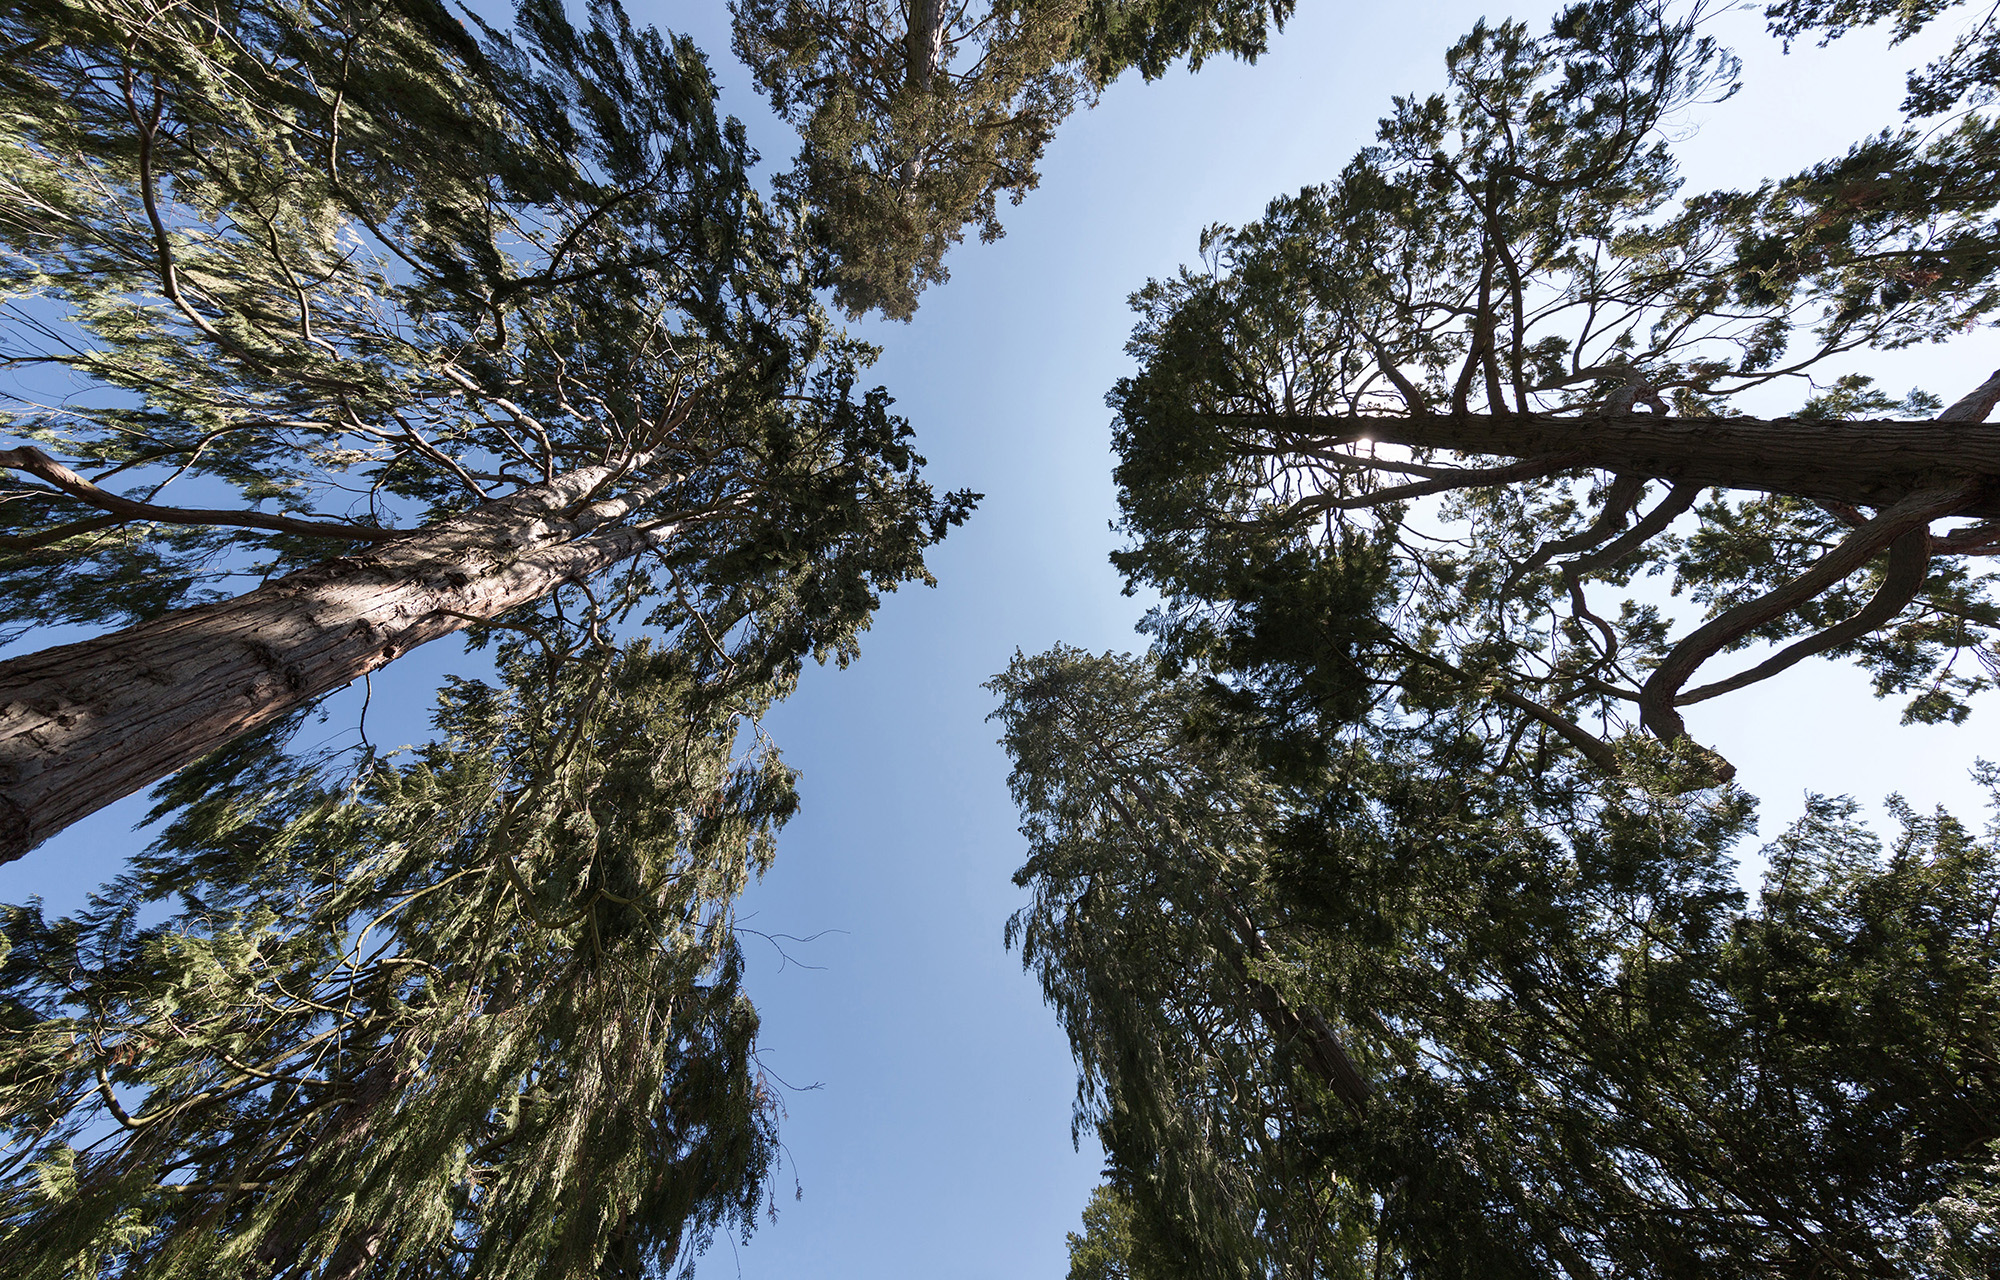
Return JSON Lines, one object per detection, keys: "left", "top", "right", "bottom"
{"left": 1251, "top": 412, "right": 2000, "bottom": 517}
{"left": 0, "top": 467, "right": 674, "bottom": 862}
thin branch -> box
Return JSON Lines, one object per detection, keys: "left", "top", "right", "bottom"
{"left": 1289, "top": 452, "right": 1588, "bottom": 516}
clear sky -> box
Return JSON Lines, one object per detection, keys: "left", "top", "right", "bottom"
{"left": 3, "top": 3, "right": 1996, "bottom": 1278}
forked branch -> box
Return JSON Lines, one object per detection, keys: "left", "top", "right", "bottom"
{"left": 1639, "top": 484, "right": 1979, "bottom": 741}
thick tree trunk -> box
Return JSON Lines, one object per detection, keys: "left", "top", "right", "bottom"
{"left": 1259, "top": 412, "right": 2000, "bottom": 517}
{"left": 0, "top": 467, "right": 672, "bottom": 862}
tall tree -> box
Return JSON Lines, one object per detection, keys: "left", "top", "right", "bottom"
{"left": 1109, "top": 0, "right": 2000, "bottom": 780}
{"left": 991, "top": 647, "right": 1375, "bottom": 1280}
{"left": 0, "top": 0, "right": 972, "bottom": 860}
{"left": 729, "top": 0, "right": 1295, "bottom": 318}
{"left": 994, "top": 646, "right": 2000, "bottom": 1279}
{"left": 0, "top": 602, "right": 795, "bottom": 1278}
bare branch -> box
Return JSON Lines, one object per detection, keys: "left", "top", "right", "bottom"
{"left": 0, "top": 446, "right": 404, "bottom": 543}
{"left": 1938, "top": 367, "right": 2000, "bottom": 422}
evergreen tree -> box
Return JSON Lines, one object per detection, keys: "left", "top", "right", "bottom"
{"left": 729, "top": 0, "right": 1294, "bottom": 318}
{"left": 1009, "top": 7, "right": 2000, "bottom": 1271}
{"left": 1066, "top": 1184, "right": 1169, "bottom": 1280}
{"left": 994, "top": 646, "right": 2000, "bottom": 1279}
{"left": 1108, "top": 0, "right": 2000, "bottom": 781}
{"left": 0, "top": 0, "right": 972, "bottom": 859}
{"left": 0, "top": 597, "right": 794, "bottom": 1278}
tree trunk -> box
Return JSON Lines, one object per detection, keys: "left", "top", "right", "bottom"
{"left": 1219, "top": 900, "right": 1371, "bottom": 1113}
{"left": 1255, "top": 412, "right": 2000, "bottom": 517}
{"left": 0, "top": 467, "right": 672, "bottom": 862}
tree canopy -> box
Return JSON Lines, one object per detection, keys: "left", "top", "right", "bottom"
{"left": 997, "top": 646, "right": 2000, "bottom": 1279}
{"left": 8, "top": 0, "right": 2000, "bottom": 1274}
{"left": 1000, "top": 2, "right": 2000, "bottom": 1275}
{"left": 1110, "top": 0, "right": 2000, "bottom": 783}
{"left": 729, "top": 0, "right": 1294, "bottom": 318}
{"left": 2, "top": 610, "right": 794, "bottom": 1277}
{"left": 0, "top": 0, "right": 971, "bottom": 856}
{"left": 0, "top": 0, "right": 972, "bottom": 1271}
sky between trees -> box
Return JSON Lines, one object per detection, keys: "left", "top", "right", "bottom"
{"left": 1, "top": 1, "right": 1995, "bottom": 1277}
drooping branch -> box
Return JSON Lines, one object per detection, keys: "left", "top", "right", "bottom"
{"left": 1094, "top": 780, "right": 1371, "bottom": 1113}
{"left": 0, "top": 446, "right": 406, "bottom": 545}
{"left": 0, "top": 515, "right": 124, "bottom": 553}
{"left": 1215, "top": 916, "right": 1372, "bottom": 1115}
{"left": 1490, "top": 686, "right": 1624, "bottom": 778}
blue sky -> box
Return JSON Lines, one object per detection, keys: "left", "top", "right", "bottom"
{"left": 4, "top": 3, "right": 1998, "bottom": 1277}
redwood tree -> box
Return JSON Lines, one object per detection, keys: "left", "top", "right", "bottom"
{"left": 1110, "top": 0, "right": 2000, "bottom": 779}
{"left": 0, "top": 0, "right": 972, "bottom": 859}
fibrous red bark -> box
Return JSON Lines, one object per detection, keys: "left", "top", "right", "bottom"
{"left": 0, "top": 467, "right": 674, "bottom": 862}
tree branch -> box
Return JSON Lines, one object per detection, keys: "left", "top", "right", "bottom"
{"left": 0, "top": 447, "right": 405, "bottom": 543}
{"left": 1505, "top": 472, "right": 1648, "bottom": 593}
{"left": 1565, "top": 482, "right": 1700, "bottom": 577}
{"left": 1216, "top": 412, "right": 2000, "bottom": 518}
{"left": 1675, "top": 524, "right": 1935, "bottom": 707}
{"left": 1639, "top": 484, "right": 1977, "bottom": 741}
{"left": 1290, "top": 452, "right": 1588, "bottom": 516}
{"left": 1938, "top": 367, "right": 2000, "bottom": 422}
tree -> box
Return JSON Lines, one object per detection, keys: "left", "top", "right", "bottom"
{"left": 994, "top": 647, "right": 2000, "bottom": 1279}
{"left": 1065, "top": 1184, "right": 1171, "bottom": 1280}
{"left": 991, "top": 648, "right": 1377, "bottom": 1280}
{"left": 1042, "top": 7, "right": 2000, "bottom": 1269}
{"left": 0, "top": 605, "right": 795, "bottom": 1278}
{"left": 729, "top": 0, "right": 1295, "bottom": 318}
{"left": 0, "top": 0, "right": 973, "bottom": 860}
{"left": 1109, "top": 0, "right": 2000, "bottom": 782}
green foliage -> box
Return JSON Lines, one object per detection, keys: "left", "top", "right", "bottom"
{"left": 1020, "top": 9, "right": 2000, "bottom": 1273}
{"left": 731, "top": 0, "right": 1097, "bottom": 320}
{"left": 0, "top": 2, "right": 997, "bottom": 1269}
{"left": 1108, "top": 0, "right": 2000, "bottom": 774}
{"left": 0, "top": 0, "right": 972, "bottom": 668}
{"left": 729, "top": 0, "right": 1290, "bottom": 319}
{"left": 1766, "top": 0, "right": 2000, "bottom": 115}
{"left": 0, "top": 618, "right": 793, "bottom": 1277}
{"left": 998, "top": 648, "right": 2000, "bottom": 1279}
{"left": 1064, "top": 1184, "right": 1177, "bottom": 1280}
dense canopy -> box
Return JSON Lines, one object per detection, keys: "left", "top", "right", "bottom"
{"left": 1005, "top": 0, "right": 2000, "bottom": 1275}
{"left": 1111, "top": 0, "right": 2000, "bottom": 783}
{"left": 0, "top": 0, "right": 971, "bottom": 857}
{"left": 2, "top": 0, "right": 1999, "bottom": 1275}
